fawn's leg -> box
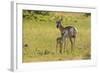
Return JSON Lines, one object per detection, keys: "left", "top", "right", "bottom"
{"left": 59, "top": 43, "right": 62, "bottom": 54}
{"left": 56, "top": 42, "right": 58, "bottom": 53}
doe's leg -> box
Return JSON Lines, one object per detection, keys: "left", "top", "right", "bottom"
{"left": 63, "top": 40, "right": 66, "bottom": 53}
{"left": 69, "top": 37, "right": 73, "bottom": 51}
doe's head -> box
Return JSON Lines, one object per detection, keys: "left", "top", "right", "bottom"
{"left": 56, "top": 17, "right": 63, "bottom": 28}
{"left": 56, "top": 20, "right": 61, "bottom": 28}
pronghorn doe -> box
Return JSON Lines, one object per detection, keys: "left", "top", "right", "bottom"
{"left": 56, "top": 18, "right": 78, "bottom": 52}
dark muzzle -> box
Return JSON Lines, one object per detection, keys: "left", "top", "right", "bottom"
{"left": 56, "top": 25, "right": 59, "bottom": 28}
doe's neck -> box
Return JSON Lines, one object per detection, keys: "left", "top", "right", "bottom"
{"left": 59, "top": 25, "right": 64, "bottom": 33}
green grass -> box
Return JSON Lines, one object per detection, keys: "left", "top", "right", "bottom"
{"left": 22, "top": 11, "right": 91, "bottom": 63}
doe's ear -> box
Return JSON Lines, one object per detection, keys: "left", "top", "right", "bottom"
{"left": 60, "top": 16, "right": 63, "bottom": 21}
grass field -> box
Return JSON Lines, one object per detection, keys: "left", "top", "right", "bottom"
{"left": 22, "top": 10, "right": 91, "bottom": 63}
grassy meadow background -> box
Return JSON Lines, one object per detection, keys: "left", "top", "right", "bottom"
{"left": 22, "top": 10, "right": 91, "bottom": 63}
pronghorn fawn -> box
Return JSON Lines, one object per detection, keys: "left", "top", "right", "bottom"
{"left": 56, "top": 18, "right": 78, "bottom": 52}
{"left": 56, "top": 36, "right": 66, "bottom": 54}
